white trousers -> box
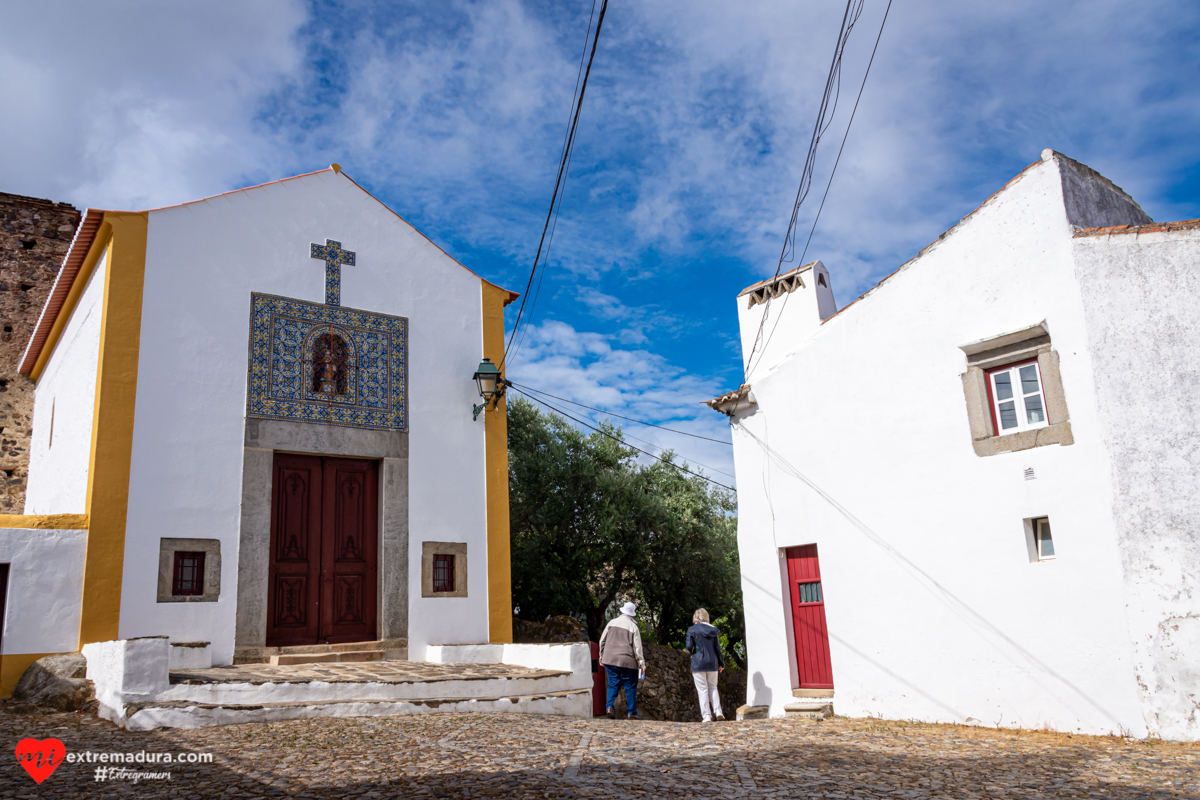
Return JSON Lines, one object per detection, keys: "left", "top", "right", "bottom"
{"left": 693, "top": 671, "right": 722, "bottom": 721}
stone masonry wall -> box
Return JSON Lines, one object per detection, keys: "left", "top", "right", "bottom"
{"left": 610, "top": 643, "right": 746, "bottom": 722}
{"left": 0, "top": 192, "right": 79, "bottom": 513}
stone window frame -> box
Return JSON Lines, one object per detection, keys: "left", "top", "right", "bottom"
{"left": 960, "top": 323, "right": 1073, "bottom": 457}
{"left": 421, "top": 541, "right": 467, "bottom": 598}
{"left": 158, "top": 538, "right": 221, "bottom": 603}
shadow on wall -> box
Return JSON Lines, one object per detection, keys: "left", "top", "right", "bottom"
{"left": 737, "top": 425, "right": 1131, "bottom": 732}
{"left": 751, "top": 672, "right": 773, "bottom": 708}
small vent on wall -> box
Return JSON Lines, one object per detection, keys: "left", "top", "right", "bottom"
{"left": 1024, "top": 467, "right": 1036, "bottom": 481}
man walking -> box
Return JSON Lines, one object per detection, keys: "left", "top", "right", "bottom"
{"left": 598, "top": 601, "right": 646, "bottom": 720}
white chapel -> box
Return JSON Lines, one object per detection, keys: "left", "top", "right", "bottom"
{"left": 711, "top": 150, "right": 1200, "bottom": 741}
{"left": 0, "top": 166, "right": 519, "bottom": 696}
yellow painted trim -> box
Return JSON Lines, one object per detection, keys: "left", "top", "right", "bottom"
{"left": 30, "top": 223, "right": 114, "bottom": 382}
{"left": 78, "top": 212, "right": 148, "bottom": 646}
{"left": 0, "top": 514, "right": 88, "bottom": 530}
{"left": 482, "top": 281, "right": 513, "bottom": 644}
{"left": 0, "top": 652, "right": 65, "bottom": 699}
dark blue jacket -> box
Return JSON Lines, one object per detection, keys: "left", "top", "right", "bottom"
{"left": 684, "top": 623, "right": 724, "bottom": 672}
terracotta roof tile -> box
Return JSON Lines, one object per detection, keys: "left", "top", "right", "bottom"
{"left": 1073, "top": 218, "right": 1200, "bottom": 238}
{"left": 19, "top": 209, "right": 106, "bottom": 375}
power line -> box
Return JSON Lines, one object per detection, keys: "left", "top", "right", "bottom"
{"left": 503, "top": 0, "right": 609, "bottom": 370}
{"left": 507, "top": 0, "right": 596, "bottom": 368}
{"left": 742, "top": 0, "right": 869, "bottom": 378}
{"left": 510, "top": 381, "right": 733, "bottom": 445}
{"left": 748, "top": 0, "right": 893, "bottom": 375}
{"left": 510, "top": 385, "right": 737, "bottom": 493}
{"left": 511, "top": 384, "right": 737, "bottom": 479}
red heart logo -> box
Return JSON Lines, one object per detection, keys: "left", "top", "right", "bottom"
{"left": 15, "top": 738, "right": 66, "bottom": 784}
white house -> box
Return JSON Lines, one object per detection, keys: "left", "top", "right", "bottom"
{"left": 710, "top": 150, "right": 1199, "bottom": 741}
{"left": 0, "top": 166, "right": 517, "bottom": 696}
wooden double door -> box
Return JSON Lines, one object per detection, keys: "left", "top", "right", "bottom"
{"left": 786, "top": 544, "right": 835, "bottom": 689}
{"left": 266, "top": 454, "right": 379, "bottom": 647}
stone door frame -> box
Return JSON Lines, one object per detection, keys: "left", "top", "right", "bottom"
{"left": 235, "top": 418, "right": 408, "bottom": 648}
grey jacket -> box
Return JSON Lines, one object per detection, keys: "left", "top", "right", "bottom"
{"left": 598, "top": 614, "right": 645, "bottom": 670}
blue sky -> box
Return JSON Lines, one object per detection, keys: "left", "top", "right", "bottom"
{"left": 2, "top": 0, "right": 1198, "bottom": 483}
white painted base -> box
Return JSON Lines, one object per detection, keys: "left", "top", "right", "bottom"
{"left": 82, "top": 637, "right": 171, "bottom": 724}
{"left": 426, "top": 642, "right": 591, "bottom": 680}
{"left": 125, "top": 690, "right": 592, "bottom": 731}
{"left": 159, "top": 670, "right": 583, "bottom": 706}
{"left": 83, "top": 638, "right": 593, "bottom": 730}
{"left": 169, "top": 642, "right": 212, "bottom": 670}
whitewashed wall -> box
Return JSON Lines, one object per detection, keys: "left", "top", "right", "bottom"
{"left": 24, "top": 247, "right": 107, "bottom": 515}
{"left": 732, "top": 154, "right": 1150, "bottom": 737}
{"left": 0, "top": 527, "right": 86, "bottom": 654}
{"left": 119, "top": 171, "right": 492, "bottom": 664}
{"left": 1072, "top": 227, "right": 1200, "bottom": 741}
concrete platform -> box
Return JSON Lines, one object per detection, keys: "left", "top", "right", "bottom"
{"left": 85, "top": 642, "right": 595, "bottom": 731}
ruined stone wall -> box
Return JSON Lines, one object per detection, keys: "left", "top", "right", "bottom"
{"left": 610, "top": 642, "right": 746, "bottom": 722}
{"left": 0, "top": 192, "right": 79, "bottom": 513}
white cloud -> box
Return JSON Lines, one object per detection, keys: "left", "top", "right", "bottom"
{"left": 0, "top": 0, "right": 307, "bottom": 208}
{"left": 510, "top": 320, "right": 736, "bottom": 484}
{"left": 3, "top": 0, "right": 1196, "bottom": 447}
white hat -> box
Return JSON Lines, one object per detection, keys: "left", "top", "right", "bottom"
{"left": 620, "top": 602, "right": 637, "bottom": 617}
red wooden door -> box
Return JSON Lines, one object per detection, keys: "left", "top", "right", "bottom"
{"left": 786, "top": 544, "right": 834, "bottom": 689}
{"left": 266, "top": 454, "right": 378, "bottom": 647}
{"left": 267, "top": 454, "right": 322, "bottom": 647}
{"left": 320, "top": 458, "right": 378, "bottom": 643}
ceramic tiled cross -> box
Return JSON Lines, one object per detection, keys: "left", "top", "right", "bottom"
{"left": 309, "top": 239, "right": 356, "bottom": 306}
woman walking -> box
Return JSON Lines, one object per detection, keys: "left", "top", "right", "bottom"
{"left": 685, "top": 608, "right": 725, "bottom": 722}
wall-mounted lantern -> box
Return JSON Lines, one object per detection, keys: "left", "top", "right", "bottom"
{"left": 472, "top": 357, "right": 504, "bottom": 421}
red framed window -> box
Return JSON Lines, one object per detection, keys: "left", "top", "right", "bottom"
{"left": 432, "top": 554, "right": 455, "bottom": 592}
{"left": 986, "top": 360, "right": 1049, "bottom": 435}
{"left": 172, "top": 552, "right": 205, "bottom": 596}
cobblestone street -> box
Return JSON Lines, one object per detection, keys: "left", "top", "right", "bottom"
{"left": 2, "top": 706, "right": 1196, "bottom": 799}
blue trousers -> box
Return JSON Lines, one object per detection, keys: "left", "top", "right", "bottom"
{"left": 605, "top": 665, "right": 639, "bottom": 715}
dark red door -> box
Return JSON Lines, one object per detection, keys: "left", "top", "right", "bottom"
{"left": 267, "top": 454, "right": 378, "bottom": 647}
{"left": 320, "top": 458, "right": 378, "bottom": 643}
{"left": 786, "top": 544, "right": 834, "bottom": 689}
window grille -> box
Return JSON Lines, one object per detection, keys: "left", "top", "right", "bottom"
{"left": 797, "top": 581, "right": 823, "bottom": 604}
{"left": 432, "top": 554, "right": 455, "bottom": 592}
{"left": 173, "top": 552, "right": 205, "bottom": 596}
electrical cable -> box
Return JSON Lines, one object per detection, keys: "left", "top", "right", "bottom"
{"left": 512, "top": 384, "right": 737, "bottom": 479}
{"left": 742, "top": 0, "right": 868, "bottom": 378}
{"left": 510, "top": 385, "right": 736, "bottom": 492}
{"left": 502, "top": 0, "right": 608, "bottom": 371}
{"left": 509, "top": 381, "right": 733, "bottom": 445}
{"left": 747, "top": 0, "right": 893, "bottom": 374}
{"left": 507, "top": 1, "right": 596, "bottom": 367}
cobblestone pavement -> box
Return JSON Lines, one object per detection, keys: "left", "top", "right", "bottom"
{"left": 2, "top": 705, "right": 1196, "bottom": 798}
{"left": 170, "top": 661, "right": 565, "bottom": 686}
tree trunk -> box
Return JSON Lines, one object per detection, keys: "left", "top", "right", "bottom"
{"left": 586, "top": 607, "right": 606, "bottom": 644}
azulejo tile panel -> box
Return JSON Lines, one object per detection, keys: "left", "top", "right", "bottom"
{"left": 247, "top": 293, "right": 408, "bottom": 431}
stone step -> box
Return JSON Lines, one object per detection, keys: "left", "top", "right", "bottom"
{"left": 784, "top": 700, "right": 834, "bottom": 719}
{"left": 792, "top": 688, "right": 835, "bottom": 698}
{"left": 269, "top": 650, "right": 385, "bottom": 666}
{"left": 122, "top": 688, "right": 593, "bottom": 731}
{"left": 164, "top": 666, "right": 581, "bottom": 707}
{"left": 234, "top": 639, "right": 407, "bottom": 665}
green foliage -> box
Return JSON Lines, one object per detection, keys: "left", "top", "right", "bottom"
{"left": 508, "top": 396, "right": 744, "bottom": 659}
